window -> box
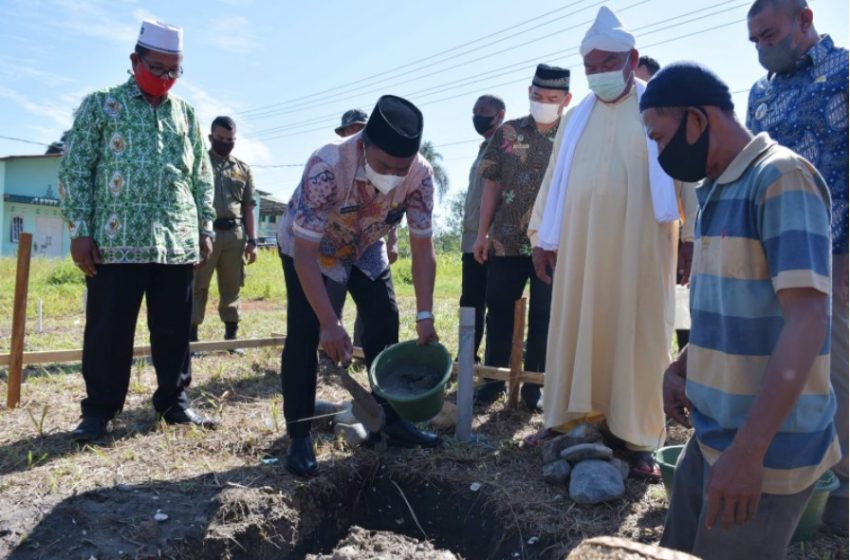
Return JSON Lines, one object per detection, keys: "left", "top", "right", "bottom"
{"left": 10, "top": 216, "right": 23, "bottom": 243}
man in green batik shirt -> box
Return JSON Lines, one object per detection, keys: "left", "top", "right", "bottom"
{"left": 59, "top": 20, "right": 218, "bottom": 442}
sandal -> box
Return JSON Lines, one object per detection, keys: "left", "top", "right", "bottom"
{"left": 522, "top": 428, "right": 557, "bottom": 448}
{"left": 629, "top": 451, "right": 662, "bottom": 481}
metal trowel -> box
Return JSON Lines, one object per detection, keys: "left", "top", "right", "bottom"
{"left": 336, "top": 363, "right": 386, "bottom": 433}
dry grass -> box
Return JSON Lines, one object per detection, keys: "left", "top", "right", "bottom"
{"left": 0, "top": 251, "right": 846, "bottom": 558}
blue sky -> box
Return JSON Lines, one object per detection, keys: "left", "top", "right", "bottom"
{"left": 1, "top": 0, "right": 847, "bottom": 226}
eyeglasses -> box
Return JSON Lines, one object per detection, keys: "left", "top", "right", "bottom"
{"left": 141, "top": 58, "right": 183, "bottom": 80}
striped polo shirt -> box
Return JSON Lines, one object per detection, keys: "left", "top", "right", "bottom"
{"left": 687, "top": 132, "right": 840, "bottom": 495}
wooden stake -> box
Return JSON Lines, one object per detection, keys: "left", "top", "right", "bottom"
{"left": 455, "top": 307, "right": 475, "bottom": 442}
{"left": 7, "top": 233, "right": 32, "bottom": 408}
{"left": 507, "top": 297, "right": 527, "bottom": 409}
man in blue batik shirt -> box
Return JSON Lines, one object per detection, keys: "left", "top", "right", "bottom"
{"left": 746, "top": 0, "right": 849, "bottom": 535}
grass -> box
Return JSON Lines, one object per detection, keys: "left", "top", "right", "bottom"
{"left": 0, "top": 252, "right": 845, "bottom": 559}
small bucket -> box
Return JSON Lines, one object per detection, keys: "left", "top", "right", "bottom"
{"left": 369, "top": 341, "right": 453, "bottom": 423}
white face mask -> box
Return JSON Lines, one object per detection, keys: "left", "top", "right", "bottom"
{"left": 364, "top": 152, "right": 406, "bottom": 195}
{"left": 587, "top": 59, "right": 630, "bottom": 102}
{"left": 529, "top": 100, "right": 562, "bottom": 124}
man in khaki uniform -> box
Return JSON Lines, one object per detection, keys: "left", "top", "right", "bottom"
{"left": 192, "top": 116, "right": 257, "bottom": 352}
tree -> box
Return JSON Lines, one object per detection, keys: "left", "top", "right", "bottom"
{"left": 419, "top": 141, "right": 449, "bottom": 201}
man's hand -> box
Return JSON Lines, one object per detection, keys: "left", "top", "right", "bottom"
{"left": 678, "top": 241, "right": 694, "bottom": 285}
{"left": 472, "top": 235, "right": 489, "bottom": 264}
{"left": 71, "top": 236, "right": 101, "bottom": 277}
{"left": 663, "top": 361, "right": 692, "bottom": 427}
{"left": 387, "top": 243, "right": 399, "bottom": 265}
{"left": 197, "top": 235, "right": 213, "bottom": 269}
{"left": 532, "top": 246, "right": 557, "bottom": 284}
{"left": 244, "top": 242, "right": 257, "bottom": 265}
{"left": 705, "top": 444, "right": 765, "bottom": 530}
{"left": 416, "top": 318, "right": 439, "bottom": 345}
{"left": 320, "top": 321, "right": 353, "bottom": 365}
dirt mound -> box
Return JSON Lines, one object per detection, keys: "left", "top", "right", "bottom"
{"left": 306, "top": 525, "right": 458, "bottom": 560}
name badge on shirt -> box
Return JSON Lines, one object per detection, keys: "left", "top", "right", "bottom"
{"left": 340, "top": 204, "right": 360, "bottom": 214}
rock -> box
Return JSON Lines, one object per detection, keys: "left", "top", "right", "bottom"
{"left": 313, "top": 400, "right": 342, "bottom": 432}
{"left": 334, "top": 422, "right": 368, "bottom": 446}
{"left": 469, "top": 482, "right": 481, "bottom": 492}
{"left": 569, "top": 460, "right": 625, "bottom": 504}
{"left": 566, "top": 536, "right": 699, "bottom": 559}
{"left": 560, "top": 443, "right": 613, "bottom": 463}
{"left": 610, "top": 457, "right": 629, "bottom": 481}
{"left": 429, "top": 401, "right": 457, "bottom": 430}
{"left": 540, "top": 424, "right": 602, "bottom": 465}
{"left": 542, "top": 460, "right": 571, "bottom": 485}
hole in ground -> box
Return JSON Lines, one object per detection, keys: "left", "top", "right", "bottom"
{"left": 293, "top": 464, "right": 541, "bottom": 560}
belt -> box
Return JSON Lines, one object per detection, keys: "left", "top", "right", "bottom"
{"left": 213, "top": 218, "right": 241, "bottom": 230}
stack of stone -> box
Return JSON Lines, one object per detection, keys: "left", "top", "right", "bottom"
{"left": 540, "top": 425, "right": 628, "bottom": 504}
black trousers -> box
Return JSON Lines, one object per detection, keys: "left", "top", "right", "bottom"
{"left": 81, "top": 264, "right": 193, "bottom": 419}
{"left": 459, "top": 252, "right": 487, "bottom": 360}
{"left": 484, "top": 256, "right": 551, "bottom": 373}
{"left": 280, "top": 255, "right": 400, "bottom": 438}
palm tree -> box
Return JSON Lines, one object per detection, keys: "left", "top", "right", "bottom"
{"left": 419, "top": 140, "right": 449, "bottom": 200}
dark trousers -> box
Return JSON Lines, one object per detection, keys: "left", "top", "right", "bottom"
{"left": 81, "top": 264, "right": 193, "bottom": 419}
{"left": 280, "top": 255, "right": 400, "bottom": 438}
{"left": 325, "top": 277, "right": 366, "bottom": 347}
{"left": 459, "top": 252, "right": 487, "bottom": 360}
{"left": 484, "top": 256, "right": 551, "bottom": 387}
{"left": 661, "top": 438, "right": 814, "bottom": 559}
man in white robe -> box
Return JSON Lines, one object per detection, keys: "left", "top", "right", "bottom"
{"left": 527, "top": 6, "right": 679, "bottom": 478}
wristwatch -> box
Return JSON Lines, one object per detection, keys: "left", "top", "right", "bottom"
{"left": 246, "top": 238, "right": 257, "bottom": 245}
{"left": 415, "top": 311, "right": 434, "bottom": 322}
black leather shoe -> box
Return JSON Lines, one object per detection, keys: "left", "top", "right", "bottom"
{"left": 286, "top": 436, "right": 318, "bottom": 477}
{"left": 71, "top": 417, "right": 108, "bottom": 442}
{"left": 161, "top": 407, "right": 219, "bottom": 429}
{"left": 521, "top": 384, "right": 543, "bottom": 413}
{"left": 380, "top": 420, "right": 441, "bottom": 448}
{"left": 473, "top": 380, "right": 505, "bottom": 407}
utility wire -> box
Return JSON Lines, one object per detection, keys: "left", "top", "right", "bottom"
{"left": 0, "top": 135, "right": 52, "bottom": 147}
{"left": 238, "top": 0, "right": 598, "bottom": 116}
{"left": 250, "top": 0, "right": 748, "bottom": 138}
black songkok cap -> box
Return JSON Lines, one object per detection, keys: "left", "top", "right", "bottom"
{"left": 532, "top": 64, "right": 571, "bottom": 91}
{"left": 363, "top": 95, "right": 424, "bottom": 158}
{"left": 639, "top": 62, "right": 734, "bottom": 112}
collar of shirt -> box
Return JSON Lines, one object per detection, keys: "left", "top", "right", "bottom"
{"left": 208, "top": 149, "right": 236, "bottom": 168}
{"left": 713, "top": 132, "right": 775, "bottom": 186}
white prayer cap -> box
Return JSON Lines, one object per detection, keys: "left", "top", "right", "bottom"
{"left": 137, "top": 20, "right": 183, "bottom": 54}
{"left": 579, "top": 6, "right": 635, "bottom": 57}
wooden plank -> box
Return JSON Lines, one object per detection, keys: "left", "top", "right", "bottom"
{"left": 7, "top": 233, "right": 32, "bottom": 408}
{"left": 507, "top": 297, "right": 527, "bottom": 409}
{"left": 455, "top": 307, "right": 475, "bottom": 442}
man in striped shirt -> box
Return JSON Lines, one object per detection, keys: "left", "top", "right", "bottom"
{"left": 641, "top": 63, "right": 839, "bottom": 559}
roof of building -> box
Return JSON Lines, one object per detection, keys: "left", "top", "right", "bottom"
{"left": 0, "top": 153, "right": 62, "bottom": 162}
{"left": 4, "top": 194, "right": 61, "bottom": 206}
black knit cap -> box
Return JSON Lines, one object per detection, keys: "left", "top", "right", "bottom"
{"left": 639, "top": 61, "right": 734, "bottom": 112}
{"left": 532, "top": 64, "right": 570, "bottom": 91}
{"left": 363, "top": 95, "right": 424, "bottom": 158}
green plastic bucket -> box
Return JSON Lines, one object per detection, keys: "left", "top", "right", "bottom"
{"left": 654, "top": 444, "right": 839, "bottom": 542}
{"left": 368, "top": 340, "right": 453, "bottom": 423}
{"left": 654, "top": 445, "right": 683, "bottom": 501}
{"left": 792, "top": 469, "right": 840, "bottom": 542}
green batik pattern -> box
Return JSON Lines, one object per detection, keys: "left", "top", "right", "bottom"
{"left": 59, "top": 78, "right": 215, "bottom": 264}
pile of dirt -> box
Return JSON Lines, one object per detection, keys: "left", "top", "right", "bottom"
{"left": 306, "top": 526, "right": 459, "bottom": 560}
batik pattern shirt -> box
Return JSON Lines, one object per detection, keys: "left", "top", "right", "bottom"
{"left": 747, "top": 34, "right": 848, "bottom": 254}
{"left": 277, "top": 134, "right": 433, "bottom": 283}
{"left": 59, "top": 78, "right": 215, "bottom": 264}
{"left": 479, "top": 115, "right": 559, "bottom": 256}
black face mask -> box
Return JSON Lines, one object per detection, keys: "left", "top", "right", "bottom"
{"left": 658, "top": 110, "right": 709, "bottom": 182}
{"left": 473, "top": 114, "right": 495, "bottom": 135}
{"left": 211, "top": 138, "right": 234, "bottom": 157}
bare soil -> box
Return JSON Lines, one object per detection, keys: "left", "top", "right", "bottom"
{"left": 0, "top": 347, "right": 846, "bottom": 560}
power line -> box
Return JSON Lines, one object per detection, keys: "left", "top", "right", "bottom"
{"left": 238, "top": 0, "right": 598, "bottom": 116}
{"left": 0, "top": 135, "right": 52, "bottom": 147}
